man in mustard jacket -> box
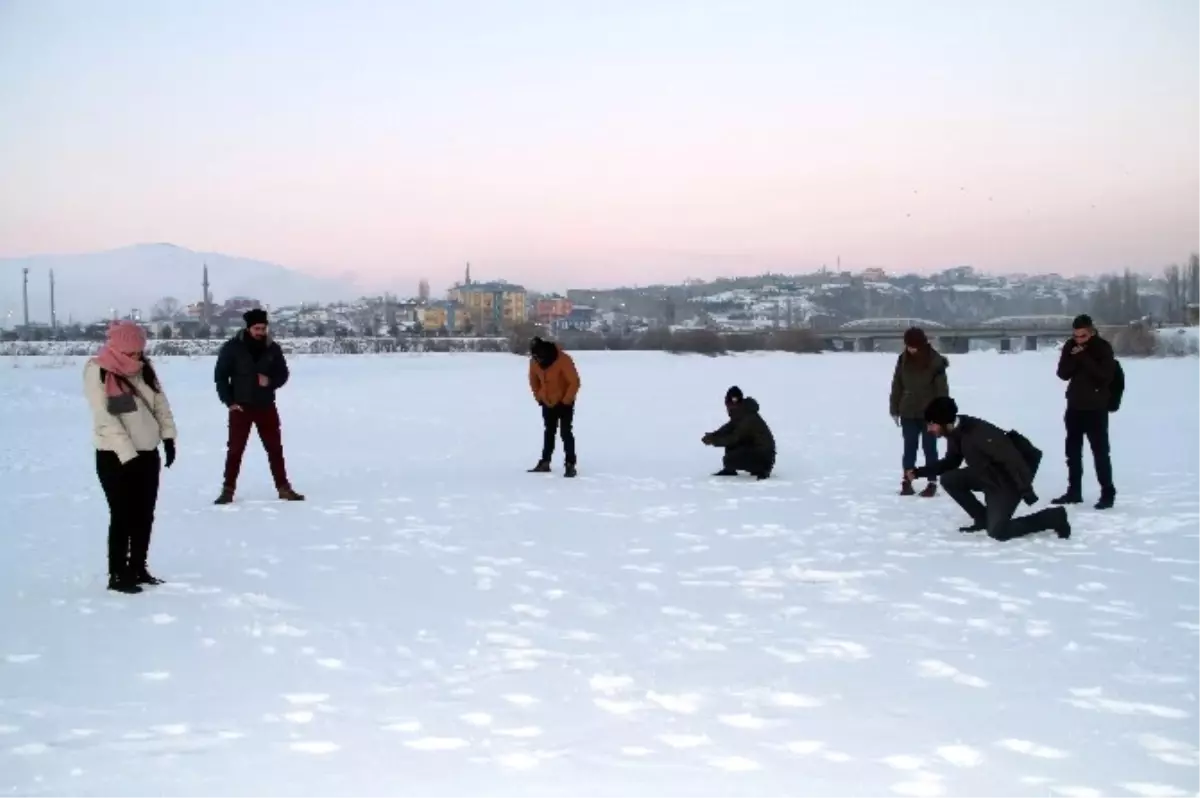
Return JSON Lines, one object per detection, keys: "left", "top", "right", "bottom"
{"left": 528, "top": 336, "right": 581, "bottom": 477}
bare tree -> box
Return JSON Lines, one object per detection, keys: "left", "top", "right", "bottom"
{"left": 151, "top": 296, "right": 182, "bottom": 321}
{"left": 1188, "top": 253, "right": 1200, "bottom": 306}
{"left": 1164, "top": 264, "right": 1183, "bottom": 323}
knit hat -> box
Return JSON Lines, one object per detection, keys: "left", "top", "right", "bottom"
{"left": 243, "top": 308, "right": 269, "bottom": 327}
{"left": 725, "top": 385, "right": 744, "bottom": 405}
{"left": 924, "top": 396, "right": 959, "bottom": 426}
{"left": 1072, "top": 314, "right": 1094, "bottom": 330}
{"left": 903, "top": 327, "right": 929, "bottom": 348}
{"left": 106, "top": 321, "right": 147, "bottom": 354}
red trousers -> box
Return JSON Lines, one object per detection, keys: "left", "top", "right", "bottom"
{"left": 223, "top": 405, "right": 291, "bottom": 491}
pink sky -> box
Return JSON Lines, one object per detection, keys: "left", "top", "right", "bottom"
{"left": 1, "top": 0, "right": 1196, "bottom": 292}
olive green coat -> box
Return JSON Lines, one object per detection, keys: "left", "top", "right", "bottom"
{"left": 889, "top": 350, "right": 950, "bottom": 419}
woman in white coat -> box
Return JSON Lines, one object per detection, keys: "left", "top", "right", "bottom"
{"left": 84, "top": 321, "right": 177, "bottom": 594}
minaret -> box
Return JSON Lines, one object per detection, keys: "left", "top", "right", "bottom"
{"left": 201, "top": 264, "right": 211, "bottom": 326}
{"left": 465, "top": 262, "right": 471, "bottom": 286}
{"left": 21, "top": 267, "right": 29, "bottom": 328}
{"left": 49, "top": 269, "right": 56, "bottom": 330}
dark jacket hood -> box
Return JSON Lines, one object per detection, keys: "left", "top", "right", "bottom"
{"left": 733, "top": 397, "right": 761, "bottom": 416}
{"left": 904, "top": 348, "right": 948, "bottom": 370}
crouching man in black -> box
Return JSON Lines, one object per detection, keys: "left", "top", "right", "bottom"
{"left": 702, "top": 386, "right": 776, "bottom": 480}
{"left": 910, "top": 396, "right": 1071, "bottom": 541}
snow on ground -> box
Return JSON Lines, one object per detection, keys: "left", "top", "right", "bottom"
{"left": 1, "top": 351, "right": 1197, "bottom": 797}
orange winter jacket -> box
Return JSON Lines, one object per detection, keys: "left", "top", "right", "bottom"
{"left": 529, "top": 346, "right": 581, "bottom": 406}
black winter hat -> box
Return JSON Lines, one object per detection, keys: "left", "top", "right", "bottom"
{"left": 903, "top": 327, "right": 929, "bottom": 348}
{"left": 725, "top": 385, "right": 744, "bottom": 405}
{"left": 924, "top": 396, "right": 959, "bottom": 425}
{"left": 1072, "top": 314, "right": 1094, "bottom": 330}
{"left": 243, "top": 308, "right": 269, "bottom": 327}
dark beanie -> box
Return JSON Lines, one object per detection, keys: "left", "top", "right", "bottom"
{"left": 725, "top": 385, "right": 744, "bottom": 405}
{"left": 243, "top": 308, "right": 269, "bottom": 327}
{"left": 1072, "top": 314, "right": 1093, "bottom": 330}
{"left": 529, "top": 336, "right": 544, "bottom": 353}
{"left": 903, "top": 327, "right": 929, "bottom": 348}
{"left": 924, "top": 396, "right": 958, "bottom": 425}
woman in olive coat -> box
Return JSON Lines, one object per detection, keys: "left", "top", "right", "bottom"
{"left": 889, "top": 327, "right": 950, "bottom": 496}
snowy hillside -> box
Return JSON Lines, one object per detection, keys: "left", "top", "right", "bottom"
{"left": 1, "top": 352, "right": 1196, "bottom": 796}
{"left": 0, "top": 243, "right": 359, "bottom": 322}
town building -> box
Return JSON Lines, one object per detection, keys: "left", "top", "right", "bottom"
{"left": 536, "top": 294, "right": 572, "bottom": 324}
{"left": 448, "top": 264, "right": 527, "bottom": 332}
{"left": 422, "top": 300, "right": 468, "bottom": 333}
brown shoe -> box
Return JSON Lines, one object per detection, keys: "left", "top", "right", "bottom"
{"left": 900, "top": 480, "right": 915, "bottom": 496}
{"left": 278, "top": 488, "right": 306, "bottom": 501}
{"left": 919, "top": 482, "right": 938, "bottom": 498}
{"left": 527, "top": 461, "right": 551, "bottom": 473}
{"left": 214, "top": 489, "right": 234, "bottom": 505}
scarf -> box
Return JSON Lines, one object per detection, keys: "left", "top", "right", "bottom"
{"left": 94, "top": 345, "right": 144, "bottom": 399}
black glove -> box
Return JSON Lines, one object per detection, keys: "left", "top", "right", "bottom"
{"left": 1022, "top": 489, "right": 1037, "bottom": 506}
{"left": 163, "top": 439, "right": 176, "bottom": 469}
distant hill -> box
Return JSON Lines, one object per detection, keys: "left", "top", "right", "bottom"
{"left": 0, "top": 243, "right": 359, "bottom": 323}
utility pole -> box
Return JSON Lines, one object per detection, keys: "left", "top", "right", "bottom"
{"left": 49, "top": 269, "right": 57, "bottom": 331}
{"left": 21, "top": 267, "right": 30, "bottom": 329}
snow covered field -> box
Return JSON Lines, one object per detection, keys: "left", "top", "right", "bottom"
{"left": 1, "top": 351, "right": 1197, "bottom": 797}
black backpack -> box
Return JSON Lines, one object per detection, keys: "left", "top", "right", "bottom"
{"left": 1108, "top": 360, "right": 1125, "bottom": 413}
{"left": 1005, "top": 429, "right": 1043, "bottom": 473}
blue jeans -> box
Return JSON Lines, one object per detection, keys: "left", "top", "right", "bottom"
{"left": 901, "top": 418, "right": 940, "bottom": 480}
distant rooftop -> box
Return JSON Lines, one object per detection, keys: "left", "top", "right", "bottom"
{"left": 460, "top": 281, "right": 526, "bottom": 293}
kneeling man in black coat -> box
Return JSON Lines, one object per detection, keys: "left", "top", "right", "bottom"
{"left": 912, "top": 397, "right": 1071, "bottom": 541}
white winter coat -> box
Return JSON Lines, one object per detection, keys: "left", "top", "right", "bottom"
{"left": 83, "top": 360, "right": 178, "bottom": 464}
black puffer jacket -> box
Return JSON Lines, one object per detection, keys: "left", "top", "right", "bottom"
{"left": 1056, "top": 336, "right": 1116, "bottom": 412}
{"left": 707, "top": 397, "right": 776, "bottom": 454}
{"left": 214, "top": 332, "right": 290, "bottom": 407}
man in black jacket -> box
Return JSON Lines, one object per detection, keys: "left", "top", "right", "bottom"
{"left": 213, "top": 309, "right": 304, "bottom": 504}
{"left": 910, "top": 396, "right": 1071, "bottom": 541}
{"left": 702, "top": 386, "right": 776, "bottom": 479}
{"left": 1053, "top": 314, "right": 1117, "bottom": 509}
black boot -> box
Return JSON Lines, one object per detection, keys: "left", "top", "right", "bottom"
{"left": 107, "top": 573, "right": 143, "bottom": 595}
{"left": 1094, "top": 489, "right": 1116, "bottom": 510}
{"left": 527, "top": 460, "right": 551, "bottom": 473}
{"left": 1051, "top": 490, "right": 1082, "bottom": 505}
{"left": 214, "top": 488, "right": 234, "bottom": 505}
{"left": 959, "top": 521, "right": 985, "bottom": 533}
{"left": 1050, "top": 507, "right": 1072, "bottom": 539}
{"left": 564, "top": 463, "right": 577, "bottom": 478}
{"left": 133, "top": 568, "right": 165, "bottom": 586}
{"left": 712, "top": 468, "right": 738, "bottom": 477}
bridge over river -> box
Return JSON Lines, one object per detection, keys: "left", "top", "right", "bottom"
{"left": 823, "top": 316, "right": 1110, "bottom": 353}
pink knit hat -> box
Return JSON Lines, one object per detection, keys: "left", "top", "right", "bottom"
{"left": 106, "top": 321, "right": 147, "bottom": 353}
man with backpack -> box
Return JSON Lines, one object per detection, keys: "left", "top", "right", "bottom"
{"left": 909, "top": 396, "right": 1071, "bottom": 541}
{"left": 1053, "top": 314, "right": 1120, "bottom": 510}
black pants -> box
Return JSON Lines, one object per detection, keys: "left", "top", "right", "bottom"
{"left": 97, "top": 449, "right": 161, "bottom": 576}
{"left": 723, "top": 446, "right": 775, "bottom": 477}
{"left": 541, "top": 403, "right": 576, "bottom": 465}
{"left": 941, "top": 467, "right": 1066, "bottom": 541}
{"left": 1064, "top": 409, "right": 1114, "bottom": 493}
{"left": 901, "top": 418, "right": 939, "bottom": 479}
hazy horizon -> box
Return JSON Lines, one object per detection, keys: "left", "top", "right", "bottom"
{"left": 1, "top": 0, "right": 1196, "bottom": 291}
